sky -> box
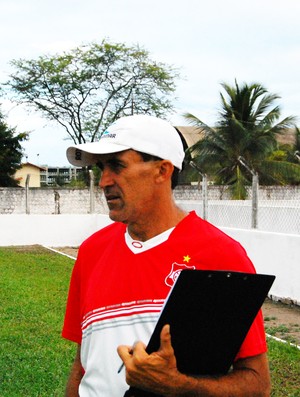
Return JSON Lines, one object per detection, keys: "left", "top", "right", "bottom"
{"left": 0, "top": 0, "right": 299, "bottom": 166}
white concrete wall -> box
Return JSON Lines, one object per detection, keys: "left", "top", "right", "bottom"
{"left": 0, "top": 214, "right": 112, "bottom": 247}
{"left": 0, "top": 214, "right": 299, "bottom": 305}
{"left": 221, "top": 227, "right": 300, "bottom": 306}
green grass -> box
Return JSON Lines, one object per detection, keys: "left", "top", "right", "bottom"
{"left": 267, "top": 338, "right": 300, "bottom": 396}
{"left": 0, "top": 246, "right": 299, "bottom": 396}
{"left": 0, "top": 246, "right": 76, "bottom": 397}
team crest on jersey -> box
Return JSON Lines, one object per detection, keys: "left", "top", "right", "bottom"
{"left": 165, "top": 262, "right": 196, "bottom": 287}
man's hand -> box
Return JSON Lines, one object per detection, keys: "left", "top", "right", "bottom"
{"left": 117, "top": 324, "right": 180, "bottom": 395}
{"left": 118, "top": 326, "right": 271, "bottom": 397}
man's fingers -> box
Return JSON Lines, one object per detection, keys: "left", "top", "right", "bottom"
{"left": 159, "top": 324, "right": 173, "bottom": 353}
{"left": 117, "top": 344, "right": 133, "bottom": 361}
{"left": 118, "top": 327, "right": 175, "bottom": 373}
{"left": 117, "top": 341, "right": 147, "bottom": 363}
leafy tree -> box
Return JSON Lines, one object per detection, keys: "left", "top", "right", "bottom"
{"left": 184, "top": 80, "right": 300, "bottom": 198}
{"left": 286, "top": 126, "right": 300, "bottom": 164}
{"left": 4, "top": 39, "right": 179, "bottom": 145}
{"left": 274, "top": 127, "right": 300, "bottom": 187}
{"left": 0, "top": 110, "right": 28, "bottom": 186}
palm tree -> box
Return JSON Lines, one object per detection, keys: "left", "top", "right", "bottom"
{"left": 184, "top": 80, "right": 299, "bottom": 199}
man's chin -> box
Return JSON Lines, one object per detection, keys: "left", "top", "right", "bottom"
{"left": 108, "top": 210, "right": 128, "bottom": 224}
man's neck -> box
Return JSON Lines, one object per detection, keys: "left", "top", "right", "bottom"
{"left": 127, "top": 205, "right": 187, "bottom": 242}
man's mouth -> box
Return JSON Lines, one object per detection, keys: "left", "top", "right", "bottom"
{"left": 105, "top": 194, "right": 121, "bottom": 204}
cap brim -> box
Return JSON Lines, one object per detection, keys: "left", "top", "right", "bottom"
{"left": 66, "top": 141, "right": 131, "bottom": 166}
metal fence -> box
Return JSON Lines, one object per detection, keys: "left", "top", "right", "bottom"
{"left": 1, "top": 173, "right": 300, "bottom": 235}
{"left": 176, "top": 181, "right": 300, "bottom": 235}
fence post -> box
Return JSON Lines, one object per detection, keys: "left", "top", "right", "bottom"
{"left": 25, "top": 174, "right": 30, "bottom": 214}
{"left": 190, "top": 161, "right": 208, "bottom": 220}
{"left": 238, "top": 157, "right": 259, "bottom": 229}
{"left": 54, "top": 190, "right": 61, "bottom": 215}
{"left": 89, "top": 170, "right": 95, "bottom": 214}
{"left": 202, "top": 174, "right": 208, "bottom": 220}
{"left": 251, "top": 173, "right": 259, "bottom": 229}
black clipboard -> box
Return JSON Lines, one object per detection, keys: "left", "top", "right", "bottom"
{"left": 124, "top": 269, "right": 275, "bottom": 397}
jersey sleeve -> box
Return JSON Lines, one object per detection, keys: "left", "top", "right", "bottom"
{"left": 235, "top": 309, "right": 267, "bottom": 360}
{"left": 62, "top": 258, "right": 82, "bottom": 344}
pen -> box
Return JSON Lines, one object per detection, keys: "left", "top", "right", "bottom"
{"left": 117, "top": 362, "right": 125, "bottom": 373}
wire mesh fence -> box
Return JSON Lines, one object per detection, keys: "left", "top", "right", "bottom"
{"left": 1, "top": 181, "right": 300, "bottom": 235}
{"left": 176, "top": 184, "right": 300, "bottom": 235}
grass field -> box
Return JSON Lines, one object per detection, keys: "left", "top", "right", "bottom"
{"left": 0, "top": 246, "right": 299, "bottom": 396}
{"left": 0, "top": 246, "right": 76, "bottom": 397}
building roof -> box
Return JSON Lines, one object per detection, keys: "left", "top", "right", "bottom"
{"left": 176, "top": 126, "right": 297, "bottom": 148}
{"left": 21, "top": 162, "right": 46, "bottom": 171}
{"left": 176, "top": 126, "right": 205, "bottom": 148}
{"left": 275, "top": 129, "right": 297, "bottom": 146}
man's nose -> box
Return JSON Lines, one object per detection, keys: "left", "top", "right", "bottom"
{"left": 99, "top": 168, "right": 114, "bottom": 188}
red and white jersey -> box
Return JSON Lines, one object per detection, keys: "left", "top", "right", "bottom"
{"left": 62, "top": 211, "right": 267, "bottom": 396}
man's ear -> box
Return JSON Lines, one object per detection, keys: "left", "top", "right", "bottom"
{"left": 155, "top": 160, "right": 174, "bottom": 184}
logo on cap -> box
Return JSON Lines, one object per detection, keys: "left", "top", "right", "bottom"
{"left": 101, "top": 130, "right": 116, "bottom": 139}
{"left": 75, "top": 149, "right": 82, "bottom": 161}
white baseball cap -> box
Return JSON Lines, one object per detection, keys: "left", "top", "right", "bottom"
{"left": 66, "top": 115, "right": 185, "bottom": 170}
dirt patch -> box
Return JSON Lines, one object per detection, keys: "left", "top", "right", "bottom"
{"left": 54, "top": 246, "right": 300, "bottom": 347}
{"left": 52, "top": 246, "right": 78, "bottom": 258}
{"left": 263, "top": 298, "right": 300, "bottom": 346}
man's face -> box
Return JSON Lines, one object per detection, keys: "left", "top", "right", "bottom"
{"left": 98, "top": 150, "right": 161, "bottom": 224}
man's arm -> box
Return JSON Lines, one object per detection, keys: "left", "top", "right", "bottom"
{"left": 117, "top": 325, "right": 271, "bottom": 397}
{"left": 65, "top": 344, "right": 83, "bottom": 397}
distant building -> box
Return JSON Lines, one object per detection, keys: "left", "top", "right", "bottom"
{"left": 40, "top": 166, "right": 83, "bottom": 186}
{"left": 14, "top": 163, "right": 83, "bottom": 187}
{"left": 14, "top": 162, "right": 46, "bottom": 187}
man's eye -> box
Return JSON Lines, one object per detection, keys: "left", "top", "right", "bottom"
{"left": 96, "top": 162, "right": 104, "bottom": 171}
{"left": 109, "top": 161, "right": 125, "bottom": 172}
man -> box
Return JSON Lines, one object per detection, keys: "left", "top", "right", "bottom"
{"left": 63, "top": 115, "right": 271, "bottom": 396}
